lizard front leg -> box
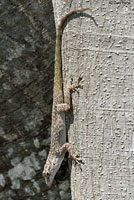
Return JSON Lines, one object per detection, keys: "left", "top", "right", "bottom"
{"left": 56, "top": 82, "right": 80, "bottom": 112}
{"left": 60, "top": 142, "right": 83, "bottom": 164}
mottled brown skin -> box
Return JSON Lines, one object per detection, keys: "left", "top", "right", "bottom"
{"left": 42, "top": 8, "right": 91, "bottom": 187}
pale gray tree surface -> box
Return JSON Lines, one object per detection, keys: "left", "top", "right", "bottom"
{"left": 53, "top": 0, "right": 134, "bottom": 200}
{"left": 1, "top": 0, "right": 134, "bottom": 199}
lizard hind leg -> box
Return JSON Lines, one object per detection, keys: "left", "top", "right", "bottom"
{"left": 56, "top": 80, "right": 80, "bottom": 112}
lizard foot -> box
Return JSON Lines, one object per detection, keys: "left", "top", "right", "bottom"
{"left": 73, "top": 155, "right": 84, "bottom": 171}
{"left": 74, "top": 155, "right": 84, "bottom": 165}
{"left": 70, "top": 77, "right": 82, "bottom": 91}
{"left": 60, "top": 143, "right": 84, "bottom": 166}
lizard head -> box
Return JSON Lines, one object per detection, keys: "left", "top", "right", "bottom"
{"left": 42, "top": 152, "right": 64, "bottom": 187}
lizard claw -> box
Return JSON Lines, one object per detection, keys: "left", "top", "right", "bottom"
{"left": 73, "top": 156, "right": 84, "bottom": 171}
{"left": 71, "top": 76, "right": 83, "bottom": 90}
{"left": 70, "top": 77, "right": 82, "bottom": 91}
{"left": 74, "top": 155, "right": 85, "bottom": 165}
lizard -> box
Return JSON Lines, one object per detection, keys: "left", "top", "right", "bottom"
{"left": 42, "top": 8, "right": 91, "bottom": 187}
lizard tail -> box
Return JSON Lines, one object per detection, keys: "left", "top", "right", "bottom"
{"left": 54, "top": 8, "right": 91, "bottom": 93}
{"left": 58, "top": 8, "right": 91, "bottom": 33}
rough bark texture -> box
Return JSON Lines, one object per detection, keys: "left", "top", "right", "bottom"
{"left": 0, "top": 0, "right": 71, "bottom": 199}
{"left": 53, "top": 0, "right": 134, "bottom": 200}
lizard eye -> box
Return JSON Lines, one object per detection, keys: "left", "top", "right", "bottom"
{"left": 46, "top": 172, "right": 50, "bottom": 176}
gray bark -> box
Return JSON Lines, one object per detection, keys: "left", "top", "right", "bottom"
{"left": 53, "top": 0, "right": 134, "bottom": 199}
{"left": 0, "top": 0, "right": 71, "bottom": 199}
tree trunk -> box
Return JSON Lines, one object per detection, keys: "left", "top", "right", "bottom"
{"left": 53, "top": 0, "right": 134, "bottom": 199}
